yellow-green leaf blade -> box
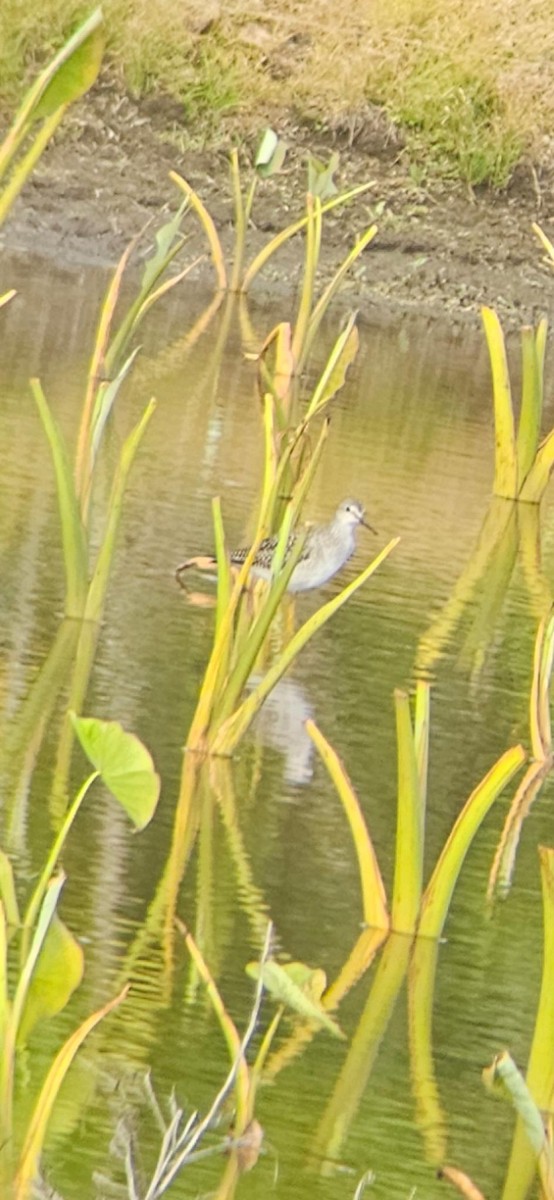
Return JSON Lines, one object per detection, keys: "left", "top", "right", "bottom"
{"left": 392, "top": 690, "right": 425, "bottom": 934}
{"left": 517, "top": 326, "right": 543, "bottom": 486}
{"left": 419, "top": 744, "right": 525, "bottom": 939}
{"left": 306, "top": 719, "right": 388, "bottom": 930}
{"left": 15, "top": 985, "right": 128, "bottom": 1200}
{"left": 31, "top": 378, "right": 88, "bottom": 617}
{"left": 519, "top": 428, "right": 554, "bottom": 503}
{"left": 482, "top": 306, "right": 518, "bottom": 498}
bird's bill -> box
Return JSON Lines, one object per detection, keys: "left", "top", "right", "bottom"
{"left": 360, "top": 515, "right": 378, "bottom": 535}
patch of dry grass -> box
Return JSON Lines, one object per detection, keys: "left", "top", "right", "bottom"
{"left": 1, "top": 0, "right": 554, "bottom": 183}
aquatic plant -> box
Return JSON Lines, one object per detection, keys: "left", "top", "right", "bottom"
{"left": 495, "top": 845, "right": 554, "bottom": 1200}
{"left": 0, "top": 716, "right": 160, "bottom": 1199}
{"left": 483, "top": 307, "right": 552, "bottom": 503}
{"left": 171, "top": 133, "right": 377, "bottom": 380}
{"left": 0, "top": 8, "right": 103, "bottom": 227}
{"left": 181, "top": 382, "right": 398, "bottom": 758}
{"left": 307, "top": 681, "right": 524, "bottom": 938}
{"left": 488, "top": 612, "right": 554, "bottom": 900}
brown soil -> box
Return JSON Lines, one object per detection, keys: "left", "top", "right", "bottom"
{"left": 2, "top": 79, "right": 554, "bottom": 327}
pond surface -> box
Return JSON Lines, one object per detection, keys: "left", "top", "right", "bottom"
{"left": 1, "top": 251, "right": 553, "bottom": 1200}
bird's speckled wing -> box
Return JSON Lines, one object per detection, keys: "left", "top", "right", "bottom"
{"left": 230, "top": 530, "right": 306, "bottom": 567}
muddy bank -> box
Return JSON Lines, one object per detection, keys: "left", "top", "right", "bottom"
{"left": 1, "top": 80, "right": 553, "bottom": 327}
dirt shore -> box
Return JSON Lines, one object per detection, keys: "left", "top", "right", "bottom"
{"left": 2, "top": 80, "right": 554, "bottom": 328}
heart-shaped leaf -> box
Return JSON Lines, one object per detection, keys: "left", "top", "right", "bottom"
{"left": 246, "top": 959, "right": 344, "bottom": 1038}
{"left": 18, "top": 915, "right": 84, "bottom": 1044}
{"left": 70, "top": 714, "right": 160, "bottom": 829}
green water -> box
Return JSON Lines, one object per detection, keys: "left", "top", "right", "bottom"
{"left": 1, "top": 252, "right": 553, "bottom": 1199}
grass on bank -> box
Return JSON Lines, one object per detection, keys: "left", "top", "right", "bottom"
{"left": 1, "top": 0, "right": 553, "bottom": 185}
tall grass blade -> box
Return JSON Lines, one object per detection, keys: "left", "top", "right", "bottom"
{"left": 0, "top": 903, "right": 7, "bottom": 1035}
{"left": 292, "top": 194, "right": 322, "bottom": 364}
{"left": 500, "top": 847, "right": 554, "bottom": 1200}
{"left": 526, "top": 846, "right": 554, "bottom": 1105}
{"left": 305, "top": 314, "right": 359, "bottom": 419}
{"left": 229, "top": 149, "right": 257, "bottom": 293}
{"left": 306, "top": 720, "right": 389, "bottom": 930}
{"left": 310, "top": 934, "right": 411, "bottom": 1166}
{"left": 84, "top": 399, "right": 156, "bottom": 622}
{"left": 23, "top": 774, "right": 98, "bottom": 940}
{"left": 240, "top": 183, "right": 375, "bottom": 292}
{"left": 186, "top": 521, "right": 281, "bottom": 750}
{"left": 0, "top": 852, "right": 20, "bottom": 929}
{"left": 210, "top": 529, "right": 308, "bottom": 729}
{"left": 519, "top": 428, "right": 554, "bottom": 502}
{"left": 90, "top": 346, "right": 141, "bottom": 465}
{"left": 170, "top": 171, "right": 227, "bottom": 290}
{"left": 301, "top": 225, "right": 378, "bottom": 369}
{"left": 31, "top": 378, "right": 88, "bottom": 616}
{"left": 530, "top": 613, "right": 554, "bottom": 759}
{"left": 212, "top": 497, "right": 232, "bottom": 639}
{"left": 212, "top": 538, "right": 400, "bottom": 754}
{"left": 414, "top": 679, "right": 431, "bottom": 801}
{"left": 482, "top": 307, "right": 518, "bottom": 498}
{"left": 104, "top": 206, "right": 189, "bottom": 375}
{"left": 256, "top": 322, "right": 295, "bottom": 416}
{"left": 179, "top": 922, "right": 250, "bottom": 1125}
{"left": 408, "top": 937, "right": 447, "bottom": 1165}
{"left": 486, "top": 760, "right": 550, "bottom": 902}
{"left": 14, "top": 985, "right": 128, "bottom": 1200}
{"left": 76, "top": 232, "right": 140, "bottom": 505}
{"left": 517, "top": 327, "right": 543, "bottom": 486}
{"left": 419, "top": 745, "right": 525, "bottom": 939}
{"left": 392, "top": 690, "right": 425, "bottom": 934}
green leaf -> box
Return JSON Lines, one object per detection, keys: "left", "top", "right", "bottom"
{"left": 18, "top": 916, "right": 84, "bottom": 1045}
{"left": 307, "top": 152, "right": 340, "bottom": 199}
{"left": 31, "top": 378, "right": 88, "bottom": 617}
{"left": 246, "top": 959, "right": 345, "bottom": 1038}
{"left": 70, "top": 714, "right": 160, "bottom": 829}
{"left": 255, "top": 128, "right": 287, "bottom": 178}
{"left": 33, "top": 19, "right": 104, "bottom": 119}
{"left": 140, "top": 202, "right": 188, "bottom": 296}
{"left": 84, "top": 398, "right": 156, "bottom": 623}
{"left": 483, "top": 1051, "right": 552, "bottom": 1158}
